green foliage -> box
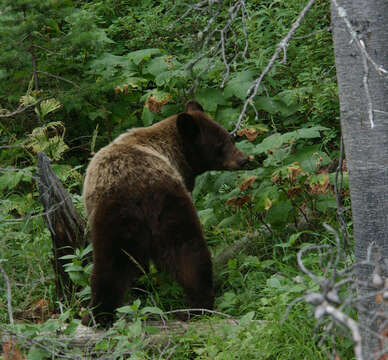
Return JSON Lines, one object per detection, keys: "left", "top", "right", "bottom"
{"left": 27, "top": 121, "right": 68, "bottom": 160}
{"left": 194, "top": 125, "right": 341, "bottom": 231}
{"left": 60, "top": 244, "right": 93, "bottom": 288}
{"left": 0, "top": 0, "right": 350, "bottom": 358}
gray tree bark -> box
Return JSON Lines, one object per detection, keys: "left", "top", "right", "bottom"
{"left": 330, "top": 0, "right": 388, "bottom": 358}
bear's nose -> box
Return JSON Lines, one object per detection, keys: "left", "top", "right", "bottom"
{"left": 239, "top": 157, "right": 249, "bottom": 167}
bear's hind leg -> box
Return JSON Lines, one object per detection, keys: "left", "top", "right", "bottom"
{"left": 152, "top": 191, "right": 214, "bottom": 318}
{"left": 86, "top": 198, "right": 150, "bottom": 326}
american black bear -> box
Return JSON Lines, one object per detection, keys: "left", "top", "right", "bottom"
{"left": 82, "top": 101, "right": 248, "bottom": 325}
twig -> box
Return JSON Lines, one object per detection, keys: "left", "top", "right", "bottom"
{"left": 175, "top": 0, "right": 248, "bottom": 95}
{"left": 231, "top": 0, "right": 316, "bottom": 135}
{"left": 313, "top": 300, "right": 363, "bottom": 360}
{"left": 37, "top": 71, "right": 80, "bottom": 88}
{"left": 0, "top": 99, "right": 44, "bottom": 118}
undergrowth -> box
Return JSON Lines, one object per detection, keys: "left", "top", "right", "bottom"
{"left": 0, "top": 0, "right": 354, "bottom": 359}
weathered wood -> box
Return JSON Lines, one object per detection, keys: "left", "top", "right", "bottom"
{"left": 1, "top": 319, "right": 263, "bottom": 353}
{"left": 69, "top": 319, "right": 262, "bottom": 347}
{"left": 36, "top": 152, "right": 87, "bottom": 301}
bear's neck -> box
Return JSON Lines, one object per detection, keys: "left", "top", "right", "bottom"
{"left": 130, "top": 117, "right": 197, "bottom": 192}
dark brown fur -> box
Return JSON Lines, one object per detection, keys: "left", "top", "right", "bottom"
{"left": 82, "top": 101, "right": 248, "bottom": 325}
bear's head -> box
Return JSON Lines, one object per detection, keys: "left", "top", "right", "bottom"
{"left": 177, "top": 101, "right": 249, "bottom": 174}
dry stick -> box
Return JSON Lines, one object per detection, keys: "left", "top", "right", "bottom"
{"left": 314, "top": 302, "right": 363, "bottom": 360}
{"left": 182, "top": 0, "right": 248, "bottom": 94}
{"left": 230, "top": 0, "right": 317, "bottom": 135}
{"left": 0, "top": 263, "right": 14, "bottom": 325}
{"left": 0, "top": 99, "right": 44, "bottom": 118}
{"left": 168, "top": 0, "right": 223, "bottom": 29}
{"left": 37, "top": 71, "right": 80, "bottom": 88}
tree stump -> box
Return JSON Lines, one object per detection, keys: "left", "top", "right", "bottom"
{"left": 36, "top": 152, "right": 87, "bottom": 301}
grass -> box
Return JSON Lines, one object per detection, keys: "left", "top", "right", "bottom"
{"left": 0, "top": 203, "right": 353, "bottom": 359}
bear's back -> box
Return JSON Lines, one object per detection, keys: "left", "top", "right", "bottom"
{"left": 83, "top": 123, "right": 184, "bottom": 220}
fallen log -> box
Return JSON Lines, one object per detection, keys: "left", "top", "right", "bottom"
{"left": 1, "top": 318, "right": 264, "bottom": 355}
{"left": 70, "top": 318, "right": 263, "bottom": 347}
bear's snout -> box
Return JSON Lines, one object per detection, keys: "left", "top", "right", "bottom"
{"left": 223, "top": 153, "right": 249, "bottom": 170}
{"left": 238, "top": 157, "right": 249, "bottom": 167}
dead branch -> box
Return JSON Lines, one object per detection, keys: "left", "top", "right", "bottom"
{"left": 231, "top": 0, "right": 317, "bottom": 135}
{"left": 0, "top": 99, "right": 44, "bottom": 118}
{"left": 173, "top": 0, "right": 248, "bottom": 95}
{"left": 36, "top": 152, "right": 87, "bottom": 301}
{"left": 37, "top": 71, "right": 80, "bottom": 88}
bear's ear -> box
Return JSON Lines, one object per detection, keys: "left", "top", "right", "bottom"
{"left": 185, "top": 101, "right": 204, "bottom": 112}
{"left": 176, "top": 113, "right": 200, "bottom": 139}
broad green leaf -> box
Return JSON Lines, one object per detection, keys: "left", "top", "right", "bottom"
{"left": 89, "top": 109, "right": 105, "bottom": 121}
{"left": 286, "top": 145, "right": 330, "bottom": 172}
{"left": 240, "top": 311, "right": 255, "bottom": 326}
{"left": 224, "top": 70, "right": 256, "bottom": 100}
{"left": 0, "top": 170, "right": 24, "bottom": 190}
{"left": 28, "top": 346, "right": 50, "bottom": 360}
{"left": 117, "top": 305, "right": 135, "bottom": 314}
{"left": 144, "top": 56, "right": 170, "bottom": 77}
{"left": 235, "top": 140, "right": 257, "bottom": 155}
{"left": 267, "top": 276, "right": 282, "bottom": 289}
{"left": 126, "top": 48, "right": 162, "bottom": 65}
{"left": 142, "top": 106, "right": 154, "bottom": 126}
{"left": 217, "top": 214, "right": 241, "bottom": 229}
{"left": 316, "top": 194, "right": 337, "bottom": 212}
{"left": 155, "top": 69, "right": 187, "bottom": 87}
{"left": 258, "top": 133, "right": 283, "bottom": 152}
{"left": 195, "top": 88, "right": 226, "bottom": 112}
{"left": 89, "top": 53, "right": 136, "bottom": 78}
{"left": 216, "top": 107, "right": 240, "bottom": 129}
{"left": 255, "top": 96, "right": 298, "bottom": 117}
{"left": 281, "top": 126, "right": 328, "bottom": 142}
{"left": 140, "top": 306, "right": 164, "bottom": 316}
{"left": 198, "top": 208, "right": 217, "bottom": 227}
{"left": 59, "top": 254, "right": 76, "bottom": 260}
{"left": 128, "top": 318, "right": 142, "bottom": 338}
{"left": 254, "top": 96, "right": 278, "bottom": 114}
{"left": 265, "top": 199, "right": 292, "bottom": 227}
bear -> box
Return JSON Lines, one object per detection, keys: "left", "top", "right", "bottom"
{"left": 82, "top": 100, "right": 248, "bottom": 325}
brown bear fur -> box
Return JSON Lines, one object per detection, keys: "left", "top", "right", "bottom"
{"left": 82, "top": 101, "right": 248, "bottom": 325}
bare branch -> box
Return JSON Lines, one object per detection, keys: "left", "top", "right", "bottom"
{"left": 174, "top": 0, "right": 248, "bottom": 95}
{"left": 0, "top": 99, "right": 44, "bottom": 118}
{"left": 231, "top": 0, "right": 317, "bottom": 135}
{"left": 37, "top": 71, "right": 80, "bottom": 88}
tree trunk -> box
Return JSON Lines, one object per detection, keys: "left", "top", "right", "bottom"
{"left": 330, "top": 1, "right": 388, "bottom": 358}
